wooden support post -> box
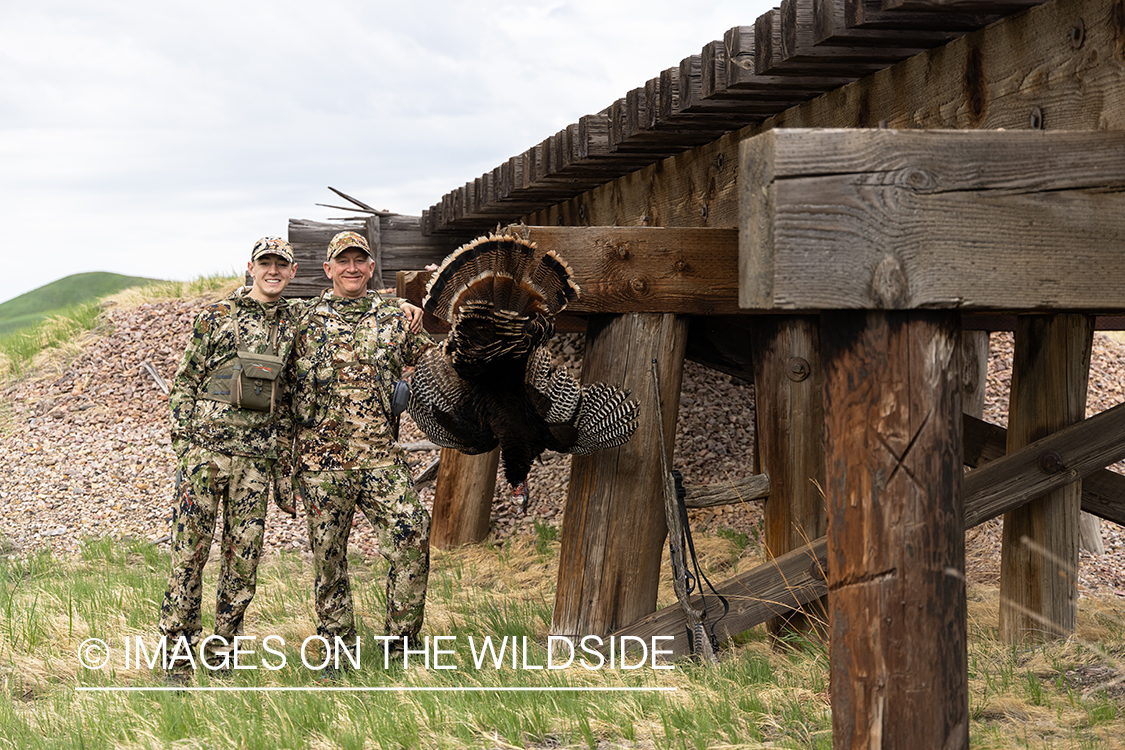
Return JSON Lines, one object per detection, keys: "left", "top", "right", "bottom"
{"left": 364, "top": 215, "right": 384, "bottom": 290}
{"left": 750, "top": 315, "right": 827, "bottom": 643}
{"left": 961, "top": 330, "right": 989, "bottom": 420}
{"left": 429, "top": 447, "right": 500, "bottom": 550}
{"left": 552, "top": 313, "right": 688, "bottom": 638}
{"left": 1000, "top": 314, "right": 1094, "bottom": 643}
{"left": 822, "top": 310, "right": 967, "bottom": 750}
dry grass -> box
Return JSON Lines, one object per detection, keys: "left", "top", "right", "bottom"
{"left": 1, "top": 530, "right": 1121, "bottom": 749}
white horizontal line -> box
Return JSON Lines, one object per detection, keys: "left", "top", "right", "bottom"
{"left": 77, "top": 686, "right": 677, "bottom": 693}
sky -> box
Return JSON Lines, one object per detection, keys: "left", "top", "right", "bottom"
{"left": 0, "top": 0, "right": 774, "bottom": 305}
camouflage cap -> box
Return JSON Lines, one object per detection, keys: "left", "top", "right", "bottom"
{"left": 251, "top": 237, "right": 294, "bottom": 264}
{"left": 326, "top": 231, "right": 372, "bottom": 263}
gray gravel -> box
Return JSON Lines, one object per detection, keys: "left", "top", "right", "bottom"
{"left": 0, "top": 297, "right": 1121, "bottom": 600}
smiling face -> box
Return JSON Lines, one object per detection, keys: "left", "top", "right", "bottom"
{"left": 246, "top": 254, "right": 296, "bottom": 302}
{"left": 324, "top": 248, "right": 374, "bottom": 298}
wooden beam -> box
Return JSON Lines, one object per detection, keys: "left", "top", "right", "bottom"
{"left": 822, "top": 310, "right": 967, "bottom": 748}
{"left": 430, "top": 448, "right": 500, "bottom": 550}
{"left": 963, "top": 414, "right": 1125, "bottom": 528}
{"left": 884, "top": 0, "right": 1048, "bottom": 12}
{"left": 751, "top": 315, "right": 827, "bottom": 642}
{"left": 533, "top": 0, "right": 1125, "bottom": 233}
{"left": 740, "top": 128, "right": 1125, "bottom": 311}
{"left": 845, "top": 0, "right": 999, "bottom": 31}
{"left": 1000, "top": 315, "right": 1093, "bottom": 642}
{"left": 960, "top": 330, "right": 989, "bottom": 418}
{"left": 552, "top": 313, "right": 688, "bottom": 639}
{"left": 683, "top": 473, "right": 771, "bottom": 509}
{"left": 815, "top": 0, "right": 989, "bottom": 47}
{"left": 401, "top": 227, "right": 740, "bottom": 316}
{"left": 964, "top": 399, "right": 1125, "bottom": 531}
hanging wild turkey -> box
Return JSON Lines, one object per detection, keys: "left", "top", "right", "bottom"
{"left": 408, "top": 233, "right": 639, "bottom": 508}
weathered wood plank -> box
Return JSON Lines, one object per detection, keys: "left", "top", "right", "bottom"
{"left": 884, "top": 0, "right": 1048, "bottom": 12}
{"left": 430, "top": 448, "right": 500, "bottom": 550}
{"left": 961, "top": 330, "right": 989, "bottom": 418}
{"left": 519, "top": 226, "right": 740, "bottom": 315}
{"left": 719, "top": 26, "right": 856, "bottom": 96}
{"left": 1000, "top": 315, "right": 1093, "bottom": 642}
{"left": 397, "top": 226, "right": 740, "bottom": 316}
{"left": 847, "top": 0, "right": 999, "bottom": 29}
{"left": 552, "top": 313, "right": 688, "bottom": 638}
{"left": 751, "top": 315, "right": 827, "bottom": 641}
{"left": 815, "top": 0, "right": 981, "bottom": 46}
{"left": 964, "top": 398, "right": 1125, "bottom": 528}
{"left": 739, "top": 128, "right": 1125, "bottom": 311}
{"left": 533, "top": 0, "right": 1124, "bottom": 233}
{"left": 683, "top": 473, "right": 771, "bottom": 509}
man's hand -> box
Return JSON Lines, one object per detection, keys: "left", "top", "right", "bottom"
{"left": 400, "top": 302, "right": 424, "bottom": 334}
{"left": 273, "top": 466, "right": 297, "bottom": 518}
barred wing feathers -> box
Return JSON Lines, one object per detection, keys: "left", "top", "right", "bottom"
{"left": 407, "top": 232, "right": 638, "bottom": 493}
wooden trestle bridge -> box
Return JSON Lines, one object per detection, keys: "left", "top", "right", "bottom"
{"left": 286, "top": 0, "right": 1125, "bottom": 745}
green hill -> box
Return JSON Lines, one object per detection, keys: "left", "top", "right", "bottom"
{"left": 0, "top": 272, "right": 164, "bottom": 337}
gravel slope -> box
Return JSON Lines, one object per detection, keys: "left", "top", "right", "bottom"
{"left": 0, "top": 296, "right": 1121, "bottom": 599}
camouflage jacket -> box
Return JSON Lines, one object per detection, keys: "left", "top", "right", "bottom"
{"left": 291, "top": 290, "right": 433, "bottom": 472}
{"left": 169, "top": 287, "right": 299, "bottom": 462}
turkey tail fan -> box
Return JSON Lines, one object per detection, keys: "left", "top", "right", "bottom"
{"left": 566, "top": 383, "right": 639, "bottom": 456}
{"left": 423, "top": 233, "right": 580, "bottom": 323}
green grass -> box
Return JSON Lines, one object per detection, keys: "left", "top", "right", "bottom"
{"left": 0, "top": 272, "right": 164, "bottom": 338}
{"left": 0, "top": 271, "right": 241, "bottom": 382}
{"left": 0, "top": 302, "right": 105, "bottom": 380}
{"left": 1, "top": 533, "right": 1122, "bottom": 749}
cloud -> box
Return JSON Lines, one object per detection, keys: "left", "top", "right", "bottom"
{"left": 0, "top": 0, "right": 767, "bottom": 303}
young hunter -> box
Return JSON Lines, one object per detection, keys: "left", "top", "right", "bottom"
{"left": 160, "top": 237, "right": 300, "bottom": 682}
{"left": 290, "top": 230, "right": 433, "bottom": 672}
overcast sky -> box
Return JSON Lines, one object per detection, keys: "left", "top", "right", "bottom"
{"left": 0, "top": 1, "right": 773, "bottom": 304}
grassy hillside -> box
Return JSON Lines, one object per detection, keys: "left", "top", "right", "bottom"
{"left": 0, "top": 272, "right": 238, "bottom": 382}
{"left": 0, "top": 272, "right": 163, "bottom": 337}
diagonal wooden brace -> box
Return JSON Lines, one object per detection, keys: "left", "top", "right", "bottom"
{"left": 615, "top": 402, "right": 1125, "bottom": 657}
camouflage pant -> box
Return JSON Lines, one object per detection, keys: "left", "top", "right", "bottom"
{"left": 299, "top": 463, "right": 430, "bottom": 643}
{"left": 159, "top": 445, "right": 271, "bottom": 666}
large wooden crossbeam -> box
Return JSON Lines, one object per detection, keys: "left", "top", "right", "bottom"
{"left": 614, "top": 407, "right": 1125, "bottom": 657}
{"left": 397, "top": 226, "right": 740, "bottom": 316}
{"left": 740, "top": 128, "right": 1125, "bottom": 311}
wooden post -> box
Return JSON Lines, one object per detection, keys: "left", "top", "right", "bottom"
{"left": 365, "top": 215, "right": 384, "bottom": 290}
{"left": 961, "top": 330, "right": 989, "bottom": 420}
{"left": 552, "top": 313, "right": 688, "bottom": 638}
{"left": 822, "top": 310, "right": 968, "bottom": 750}
{"left": 1000, "top": 314, "right": 1094, "bottom": 643}
{"left": 429, "top": 447, "right": 500, "bottom": 550}
{"left": 750, "top": 315, "right": 827, "bottom": 643}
